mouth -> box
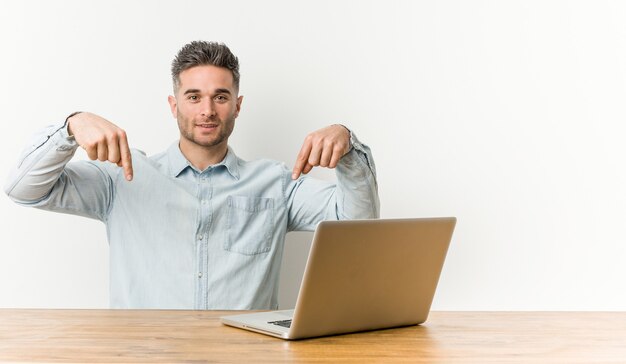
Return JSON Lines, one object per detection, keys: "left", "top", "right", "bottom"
{"left": 196, "top": 123, "right": 218, "bottom": 129}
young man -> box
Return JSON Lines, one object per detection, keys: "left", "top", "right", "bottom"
{"left": 4, "top": 41, "right": 379, "bottom": 309}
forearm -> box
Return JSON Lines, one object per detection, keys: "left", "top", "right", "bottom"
{"left": 4, "top": 122, "right": 78, "bottom": 203}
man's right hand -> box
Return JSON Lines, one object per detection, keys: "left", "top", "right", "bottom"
{"left": 67, "top": 112, "right": 133, "bottom": 181}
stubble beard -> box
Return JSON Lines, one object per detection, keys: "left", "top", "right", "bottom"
{"left": 178, "top": 112, "right": 235, "bottom": 149}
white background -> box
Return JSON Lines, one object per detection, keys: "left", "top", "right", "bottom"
{"left": 1, "top": 0, "right": 625, "bottom": 310}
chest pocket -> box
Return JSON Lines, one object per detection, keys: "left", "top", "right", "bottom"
{"left": 224, "top": 195, "right": 275, "bottom": 255}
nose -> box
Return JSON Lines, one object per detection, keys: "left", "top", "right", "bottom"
{"left": 200, "top": 99, "right": 216, "bottom": 117}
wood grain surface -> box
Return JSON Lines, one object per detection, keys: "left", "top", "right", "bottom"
{"left": 0, "top": 310, "right": 625, "bottom": 363}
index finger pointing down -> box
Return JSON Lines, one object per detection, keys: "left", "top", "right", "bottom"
{"left": 119, "top": 134, "right": 133, "bottom": 181}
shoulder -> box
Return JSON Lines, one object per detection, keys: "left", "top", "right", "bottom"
{"left": 146, "top": 149, "right": 165, "bottom": 164}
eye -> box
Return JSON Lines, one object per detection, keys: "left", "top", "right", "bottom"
{"left": 214, "top": 95, "right": 229, "bottom": 103}
{"left": 187, "top": 95, "right": 199, "bottom": 102}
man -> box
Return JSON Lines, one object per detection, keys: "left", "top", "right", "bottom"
{"left": 4, "top": 41, "right": 379, "bottom": 309}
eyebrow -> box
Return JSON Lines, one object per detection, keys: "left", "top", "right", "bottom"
{"left": 183, "top": 89, "right": 201, "bottom": 95}
{"left": 214, "top": 88, "right": 232, "bottom": 95}
{"left": 183, "top": 88, "right": 232, "bottom": 95}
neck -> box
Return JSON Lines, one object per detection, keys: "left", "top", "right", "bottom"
{"left": 178, "top": 138, "right": 228, "bottom": 171}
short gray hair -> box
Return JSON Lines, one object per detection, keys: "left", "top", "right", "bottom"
{"left": 171, "top": 41, "right": 240, "bottom": 93}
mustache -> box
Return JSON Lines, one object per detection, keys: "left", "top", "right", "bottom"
{"left": 175, "top": 110, "right": 220, "bottom": 124}
{"left": 197, "top": 115, "right": 220, "bottom": 124}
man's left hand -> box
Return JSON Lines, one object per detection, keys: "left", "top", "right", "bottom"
{"left": 292, "top": 124, "right": 351, "bottom": 180}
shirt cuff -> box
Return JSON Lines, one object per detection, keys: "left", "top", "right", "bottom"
{"left": 53, "top": 121, "right": 78, "bottom": 151}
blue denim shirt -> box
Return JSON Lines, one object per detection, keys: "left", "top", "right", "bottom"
{"left": 4, "top": 123, "right": 379, "bottom": 309}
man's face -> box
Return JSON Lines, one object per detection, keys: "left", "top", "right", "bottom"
{"left": 168, "top": 65, "right": 243, "bottom": 150}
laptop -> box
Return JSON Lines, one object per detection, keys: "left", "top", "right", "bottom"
{"left": 221, "top": 217, "right": 456, "bottom": 340}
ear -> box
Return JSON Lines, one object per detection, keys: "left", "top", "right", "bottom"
{"left": 234, "top": 95, "right": 243, "bottom": 118}
{"left": 167, "top": 95, "right": 177, "bottom": 119}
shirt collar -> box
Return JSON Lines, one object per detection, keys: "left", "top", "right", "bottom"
{"left": 166, "top": 142, "right": 240, "bottom": 180}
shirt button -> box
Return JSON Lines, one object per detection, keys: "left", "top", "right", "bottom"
{"left": 197, "top": 234, "right": 203, "bottom": 240}
{"left": 198, "top": 272, "right": 203, "bottom": 278}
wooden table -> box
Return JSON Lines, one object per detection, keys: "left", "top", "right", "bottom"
{"left": 0, "top": 310, "right": 625, "bottom": 363}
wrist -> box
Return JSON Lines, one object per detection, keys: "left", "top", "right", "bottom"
{"left": 65, "top": 111, "right": 82, "bottom": 137}
{"left": 334, "top": 124, "right": 353, "bottom": 154}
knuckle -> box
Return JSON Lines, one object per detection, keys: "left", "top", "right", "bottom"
{"left": 106, "top": 132, "right": 118, "bottom": 143}
{"left": 309, "top": 133, "right": 322, "bottom": 143}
